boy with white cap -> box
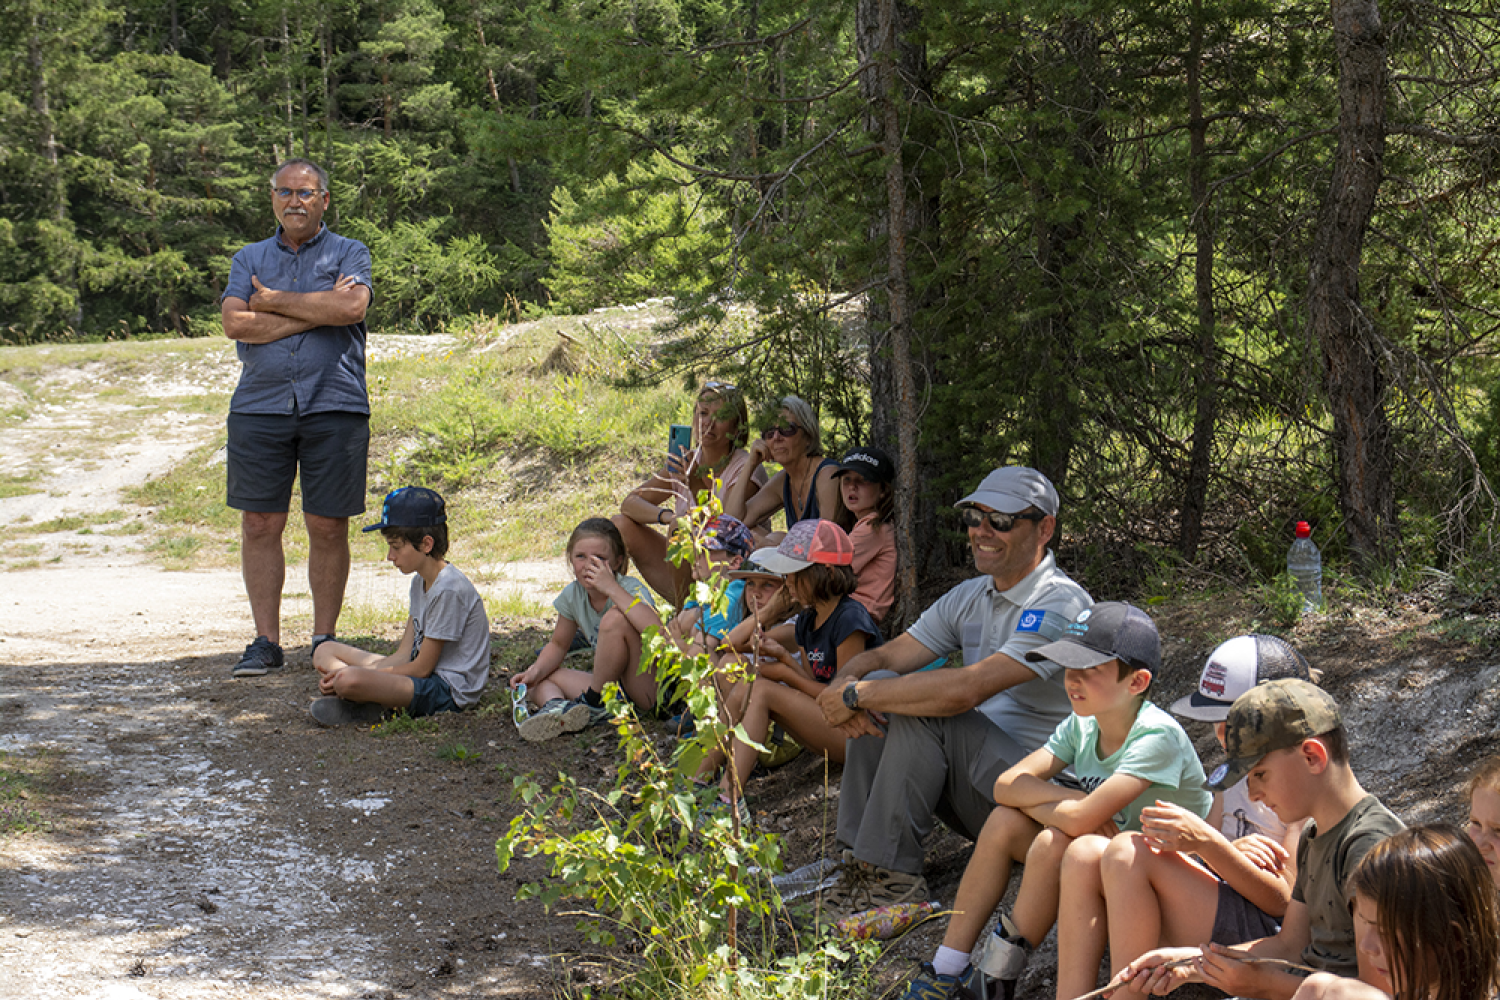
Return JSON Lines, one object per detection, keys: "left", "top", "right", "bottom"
{"left": 1088, "top": 636, "right": 1314, "bottom": 993}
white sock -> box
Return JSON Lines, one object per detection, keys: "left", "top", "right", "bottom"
{"left": 932, "top": 945, "right": 970, "bottom": 977}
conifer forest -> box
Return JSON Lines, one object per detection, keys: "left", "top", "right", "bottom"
{"left": 6, "top": 0, "right": 1500, "bottom": 593}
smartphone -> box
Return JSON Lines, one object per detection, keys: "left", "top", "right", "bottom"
{"left": 668, "top": 423, "right": 692, "bottom": 460}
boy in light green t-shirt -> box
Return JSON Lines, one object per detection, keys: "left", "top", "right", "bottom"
{"left": 900, "top": 602, "right": 1210, "bottom": 1000}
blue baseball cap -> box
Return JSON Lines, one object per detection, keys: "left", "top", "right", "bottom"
{"left": 363, "top": 487, "right": 446, "bottom": 532}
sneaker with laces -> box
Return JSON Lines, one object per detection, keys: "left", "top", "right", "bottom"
{"left": 815, "top": 857, "right": 929, "bottom": 923}
{"left": 232, "top": 636, "right": 284, "bottom": 677}
{"left": 705, "top": 795, "right": 752, "bottom": 828}
{"left": 901, "top": 962, "right": 976, "bottom": 1000}
{"left": 666, "top": 710, "right": 696, "bottom": 739}
{"left": 563, "top": 695, "right": 612, "bottom": 729}
{"left": 518, "top": 698, "right": 571, "bottom": 742}
{"left": 958, "top": 965, "right": 1012, "bottom": 1000}
{"left": 308, "top": 696, "right": 387, "bottom": 727}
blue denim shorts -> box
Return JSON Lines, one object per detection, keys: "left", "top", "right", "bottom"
{"left": 408, "top": 673, "right": 459, "bottom": 718}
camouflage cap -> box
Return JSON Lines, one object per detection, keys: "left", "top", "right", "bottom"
{"left": 1206, "top": 678, "right": 1342, "bottom": 791}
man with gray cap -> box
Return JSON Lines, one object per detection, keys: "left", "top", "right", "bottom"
{"left": 812, "top": 466, "right": 1092, "bottom": 917}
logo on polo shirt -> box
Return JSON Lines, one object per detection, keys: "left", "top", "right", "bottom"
{"left": 1016, "top": 610, "right": 1045, "bottom": 633}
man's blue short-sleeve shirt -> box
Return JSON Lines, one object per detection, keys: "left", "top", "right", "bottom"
{"left": 224, "top": 225, "right": 372, "bottom": 416}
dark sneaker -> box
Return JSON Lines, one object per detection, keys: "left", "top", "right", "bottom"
{"left": 901, "top": 962, "right": 975, "bottom": 1000}
{"left": 667, "top": 710, "right": 697, "bottom": 739}
{"left": 232, "top": 636, "right": 284, "bottom": 677}
{"left": 310, "top": 634, "right": 336, "bottom": 657}
{"left": 558, "top": 700, "right": 595, "bottom": 733}
{"left": 309, "top": 696, "right": 387, "bottom": 727}
{"left": 815, "top": 857, "right": 929, "bottom": 923}
{"left": 701, "top": 795, "right": 752, "bottom": 829}
{"left": 563, "top": 695, "right": 611, "bottom": 729}
{"left": 958, "top": 966, "right": 1011, "bottom": 1000}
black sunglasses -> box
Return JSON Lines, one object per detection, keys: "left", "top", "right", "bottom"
{"left": 958, "top": 507, "right": 1047, "bottom": 532}
{"left": 761, "top": 422, "right": 801, "bottom": 440}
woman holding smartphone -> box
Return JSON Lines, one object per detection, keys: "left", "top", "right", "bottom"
{"left": 614, "top": 380, "right": 765, "bottom": 604}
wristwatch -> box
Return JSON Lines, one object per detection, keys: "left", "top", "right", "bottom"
{"left": 842, "top": 682, "right": 861, "bottom": 710}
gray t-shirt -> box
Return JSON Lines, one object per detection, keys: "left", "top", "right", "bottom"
{"left": 409, "top": 564, "right": 491, "bottom": 708}
{"left": 906, "top": 551, "right": 1092, "bottom": 753}
{"left": 1291, "top": 793, "right": 1405, "bottom": 975}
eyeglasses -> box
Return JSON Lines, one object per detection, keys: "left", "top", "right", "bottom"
{"left": 701, "top": 380, "right": 737, "bottom": 392}
{"left": 958, "top": 507, "right": 1047, "bottom": 532}
{"left": 511, "top": 683, "right": 531, "bottom": 728}
{"left": 761, "top": 422, "right": 801, "bottom": 440}
{"left": 272, "top": 187, "right": 324, "bottom": 201}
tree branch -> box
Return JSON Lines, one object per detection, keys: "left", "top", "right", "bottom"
{"left": 1387, "top": 122, "right": 1500, "bottom": 148}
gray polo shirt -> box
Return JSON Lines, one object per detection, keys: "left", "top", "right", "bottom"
{"left": 906, "top": 551, "right": 1093, "bottom": 753}
{"left": 223, "top": 225, "right": 372, "bottom": 416}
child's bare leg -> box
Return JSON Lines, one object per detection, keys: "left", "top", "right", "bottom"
{"left": 942, "top": 805, "right": 1042, "bottom": 954}
{"left": 692, "top": 672, "right": 753, "bottom": 785}
{"left": 721, "top": 681, "right": 845, "bottom": 801}
{"left": 721, "top": 677, "right": 775, "bottom": 800}
{"left": 589, "top": 608, "right": 650, "bottom": 705}
{"left": 1054, "top": 834, "right": 1112, "bottom": 1000}
{"left": 328, "top": 668, "right": 415, "bottom": 709}
{"left": 1101, "top": 832, "right": 1220, "bottom": 972}
{"left": 313, "top": 641, "right": 385, "bottom": 673}
{"left": 530, "top": 668, "right": 594, "bottom": 706}
{"left": 1010, "top": 825, "right": 1075, "bottom": 946}
{"left": 609, "top": 614, "right": 657, "bottom": 707}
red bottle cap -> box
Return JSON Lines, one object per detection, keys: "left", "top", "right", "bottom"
{"left": 1295, "top": 521, "right": 1311, "bottom": 539}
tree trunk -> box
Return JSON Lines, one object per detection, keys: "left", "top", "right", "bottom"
{"left": 1021, "top": 19, "right": 1106, "bottom": 493}
{"left": 1179, "top": 0, "right": 1218, "bottom": 561}
{"left": 858, "top": 0, "right": 930, "bottom": 626}
{"left": 27, "top": 13, "right": 61, "bottom": 221}
{"left": 1308, "top": 0, "right": 1394, "bottom": 567}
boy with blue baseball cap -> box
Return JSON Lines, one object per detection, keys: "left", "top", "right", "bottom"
{"left": 310, "top": 487, "right": 491, "bottom": 726}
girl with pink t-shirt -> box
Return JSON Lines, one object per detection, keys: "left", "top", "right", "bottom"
{"left": 831, "top": 446, "right": 897, "bottom": 623}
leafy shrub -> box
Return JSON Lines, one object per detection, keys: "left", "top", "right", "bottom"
{"left": 496, "top": 499, "right": 878, "bottom": 999}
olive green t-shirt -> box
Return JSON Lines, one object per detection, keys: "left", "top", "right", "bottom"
{"left": 1291, "top": 793, "right": 1405, "bottom": 975}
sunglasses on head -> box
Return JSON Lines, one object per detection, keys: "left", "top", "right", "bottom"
{"left": 701, "top": 379, "right": 737, "bottom": 392}
{"left": 958, "top": 506, "right": 1047, "bottom": 532}
{"left": 761, "top": 422, "right": 801, "bottom": 440}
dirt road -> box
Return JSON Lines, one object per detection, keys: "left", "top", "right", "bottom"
{"left": 0, "top": 340, "right": 573, "bottom": 1000}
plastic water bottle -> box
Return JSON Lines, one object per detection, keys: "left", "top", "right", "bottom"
{"left": 1287, "top": 521, "right": 1322, "bottom": 612}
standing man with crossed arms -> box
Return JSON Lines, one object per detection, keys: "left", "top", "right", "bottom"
{"left": 221, "top": 158, "right": 373, "bottom": 676}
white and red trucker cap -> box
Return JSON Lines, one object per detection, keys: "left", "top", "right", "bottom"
{"left": 1170, "top": 634, "right": 1313, "bottom": 723}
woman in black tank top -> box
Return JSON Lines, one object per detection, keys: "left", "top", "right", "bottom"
{"left": 724, "top": 394, "right": 850, "bottom": 543}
